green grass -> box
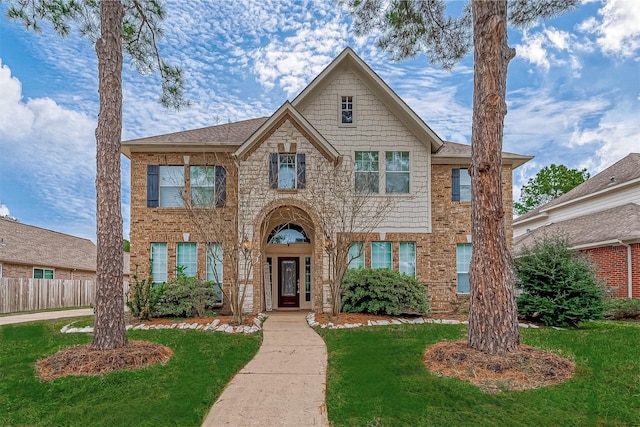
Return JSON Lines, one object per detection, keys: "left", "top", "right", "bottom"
{"left": 0, "top": 318, "right": 261, "bottom": 426}
{"left": 318, "top": 321, "right": 640, "bottom": 427}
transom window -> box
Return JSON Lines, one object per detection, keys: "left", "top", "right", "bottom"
{"left": 355, "top": 151, "right": 379, "bottom": 193}
{"left": 385, "top": 151, "right": 410, "bottom": 193}
{"left": 190, "top": 166, "right": 215, "bottom": 206}
{"left": 268, "top": 223, "right": 310, "bottom": 244}
{"left": 341, "top": 95, "right": 353, "bottom": 124}
{"left": 159, "top": 166, "right": 184, "bottom": 207}
{"left": 34, "top": 268, "right": 54, "bottom": 279}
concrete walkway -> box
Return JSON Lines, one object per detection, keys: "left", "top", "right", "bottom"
{"left": 0, "top": 308, "right": 94, "bottom": 326}
{"left": 202, "top": 312, "right": 329, "bottom": 427}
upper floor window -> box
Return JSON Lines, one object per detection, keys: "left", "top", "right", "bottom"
{"left": 151, "top": 242, "right": 168, "bottom": 283}
{"left": 147, "top": 164, "right": 226, "bottom": 208}
{"left": 190, "top": 166, "right": 215, "bottom": 206}
{"left": 269, "top": 153, "right": 306, "bottom": 190}
{"left": 355, "top": 151, "right": 379, "bottom": 193}
{"left": 160, "top": 166, "right": 185, "bottom": 207}
{"left": 385, "top": 151, "right": 410, "bottom": 193}
{"left": 341, "top": 95, "right": 354, "bottom": 124}
{"left": 452, "top": 168, "right": 471, "bottom": 201}
{"left": 34, "top": 268, "right": 54, "bottom": 279}
{"left": 348, "top": 242, "right": 364, "bottom": 269}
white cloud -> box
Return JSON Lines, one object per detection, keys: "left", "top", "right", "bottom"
{"left": 516, "top": 31, "right": 551, "bottom": 70}
{"left": 578, "top": 0, "right": 640, "bottom": 57}
{"left": 515, "top": 27, "right": 583, "bottom": 73}
{"left": 0, "top": 204, "right": 10, "bottom": 217}
{"left": 0, "top": 60, "right": 97, "bottom": 237}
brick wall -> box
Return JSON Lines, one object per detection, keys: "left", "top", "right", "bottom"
{"left": 583, "top": 243, "right": 640, "bottom": 298}
{"left": 0, "top": 263, "right": 95, "bottom": 281}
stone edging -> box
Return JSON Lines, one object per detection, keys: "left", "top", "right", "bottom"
{"left": 60, "top": 313, "right": 268, "bottom": 335}
{"left": 306, "top": 312, "right": 543, "bottom": 329}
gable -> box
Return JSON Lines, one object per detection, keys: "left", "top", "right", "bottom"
{"left": 234, "top": 102, "right": 339, "bottom": 164}
{"left": 292, "top": 47, "right": 443, "bottom": 153}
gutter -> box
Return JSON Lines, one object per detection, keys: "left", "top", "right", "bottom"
{"left": 616, "top": 240, "right": 633, "bottom": 299}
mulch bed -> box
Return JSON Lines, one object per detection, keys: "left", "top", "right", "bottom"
{"left": 36, "top": 340, "right": 173, "bottom": 381}
{"left": 424, "top": 341, "right": 575, "bottom": 393}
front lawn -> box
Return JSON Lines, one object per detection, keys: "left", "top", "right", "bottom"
{"left": 318, "top": 321, "right": 640, "bottom": 427}
{"left": 0, "top": 317, "right": 261, "bottom": 426}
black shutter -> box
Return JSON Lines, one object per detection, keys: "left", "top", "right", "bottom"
{"left": 296, "top": 153, "right": 306, "bottom": 189}
{"left": 452, "top": 168, "right": 460, "bottom": 201}
{"left": 269, "top": 153, "right": 278, "bottom": 189}
{"left": 215, "top": 166, "right": 226, "bottom": 208}
{"left": 147, "top": 165, "right": 159, "bottom": 207}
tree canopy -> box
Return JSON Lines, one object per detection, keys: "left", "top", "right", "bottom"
{"left": 514, "top": 164, "right": 590, "bottom": 215}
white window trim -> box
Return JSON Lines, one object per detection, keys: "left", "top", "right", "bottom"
{"left": 190, "top": 166, "right": 216, "bottom": 207}
{"left": 159, "top": 165, "right": 185, "bottom": 208}
{"left": 151, "top": 242, "right": 168, "bottom": 284}
{"left": 371, "top": 241, "right": 392, "bottom": 270}
{"left": 176, "top": 242, "right": 198, "bottom": 277}
{"left": 354, "top": 150, "right": 380, "bottom": 194}
{"left": 338, "top": 94, "right": 356, "bottom": 127}
{"left": 456, "top": 243, "right": 472, "bottom": 294}
{"left": 399, "top": 242, "right": 416, "bottom": 277}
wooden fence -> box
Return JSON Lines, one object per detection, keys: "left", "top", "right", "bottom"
{"left": 0, "top": 278, "right": 129, "bottom": 314}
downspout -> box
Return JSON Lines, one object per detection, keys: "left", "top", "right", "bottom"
{"left": 616, "top": 240, "right": 633, "bottom": 299}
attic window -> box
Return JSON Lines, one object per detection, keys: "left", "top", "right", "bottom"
{"left": 340, "top": 95, "right": 354, "bottom": 125}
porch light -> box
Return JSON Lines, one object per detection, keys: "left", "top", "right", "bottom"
{"left": 323, "top": 239, "right": 334, "bottom": 250}
{"left": 242, "top": 240, "right": 252, "bottom": 251}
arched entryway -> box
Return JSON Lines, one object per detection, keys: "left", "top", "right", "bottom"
{"left": 257, "top": 202, "right": 322, "bottom": 311}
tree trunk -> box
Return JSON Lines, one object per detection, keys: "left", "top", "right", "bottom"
{"left": 467, "top": 0, "right": 520, "bottom": 354}
{"left": 92, "top": 0, "right": 126, "bottom": 350}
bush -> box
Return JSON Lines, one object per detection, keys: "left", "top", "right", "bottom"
{"left": 604, "top": 298, "right": 640, "bottom": 320}
{"left": 156, "top": 276, "right": 221, "bottom": 318}
{"left": 127, "top": 274, "right": 165, "bottom": 320}
{"left": 341, "top": 269, "right": 430, "bottom": 315}
{"left": 515, "top": 237, "right": 605, "bottom": 327}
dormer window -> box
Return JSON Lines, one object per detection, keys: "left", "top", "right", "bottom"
{"left": 340, "top": 95, "right": 354, "bottom": 125}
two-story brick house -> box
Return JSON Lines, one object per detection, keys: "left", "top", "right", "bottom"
{"left": 122, "top": 48, "right": 531, "bottom": 314}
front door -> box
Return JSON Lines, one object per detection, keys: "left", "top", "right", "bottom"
{"left": 278, "top": 257, "right": 299, "bottom": 307}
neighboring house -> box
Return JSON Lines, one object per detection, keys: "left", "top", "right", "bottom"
{"left": 0, "top": 217, "right": 97, "bottom": 280}
{"left": 514, "top": 153, "right": 640, "bottom": 299}
{"left": 122, "top": 48, "right": 531, "bottom": 314}
{"left": 0, "top": 216, "right": 131, "bottom": 282}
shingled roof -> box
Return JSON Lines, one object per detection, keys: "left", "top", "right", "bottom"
{"left": 0, "top": 218, "right": 96, "bottom": 272}
{"left": 513, "top": 202, "right": 640, "bottom": 253}
{"left": 121, "top": 117, "right": 268, "bottom": 156}
{"left": 432, "top": 141, "right": 533, "bottom": 167}
{"left": 515, "top": 153, "right": 640, "bottom": 223}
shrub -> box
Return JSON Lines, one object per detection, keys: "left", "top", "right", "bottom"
{"left": 604, "top": 298, "right": 640, "bottom": 320}
{"left": 514, "top": 237, "right": 605, "bottom": 327}
{"left": 127, "top": 274, "right": 165, "bottom": 320}
{"left": 156, "top": 275, "right": 220, "bottom": 318}
{"left": 341, "top": 269, "right": 430, "bottom": 315}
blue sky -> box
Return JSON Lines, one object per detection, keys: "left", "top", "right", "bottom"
{"left": 0, "top": 0, "right": 638, "bottom": 242}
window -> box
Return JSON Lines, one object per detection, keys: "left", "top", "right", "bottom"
{"left": 0, "top": 263, "right": 2, "bottom": 278}
{"left": 190, "top": 166, "right": 215, "bottom": 206}
{"left": 341, "top": 95, "right": 354, "bottom": 124}
{"left": 176, "top": 243, "right": 197, "bottom": 277}
{"left": 269, "top": 153, "right": 306, "bottom": 190}
{"left": 33, "top": 268, "right": 54, "bottom": 279}
{"left": 355, "top": 151, "right": 379, "bottom": 193}
{"left": 385, "top": 151, "right": 410, "bottom": 193}
{"left": 268, "top": 223, "right": 310, "bottom": 244}
{"left": 371, "top": 241, "right": 392, "bottom": 269}
{"left": 151, "top": 243, "right": 168, "bottom": 283}
{"left": 159, "top": 166, "right": 184, "bottom": 207}
{"left": 452, "top": 168, "right": 471, "bottom": 201}
{"left": 399, "top": 242, "right": 416, "bottom": 277}
{"left": 348, "top": 242, "right": 364, "bottom": 269}
{"left": 456, "top": 243, "right": 472, "bottom": 293}
{"left": 206, "top": 243, "right": 223, "bottom": 305}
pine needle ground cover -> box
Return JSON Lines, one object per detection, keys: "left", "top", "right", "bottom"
{"left": 0, "top": 317, "right": 260, "bottom": 427}
{"left": 318, "top": 322, "right": 640, "bottom": 427}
